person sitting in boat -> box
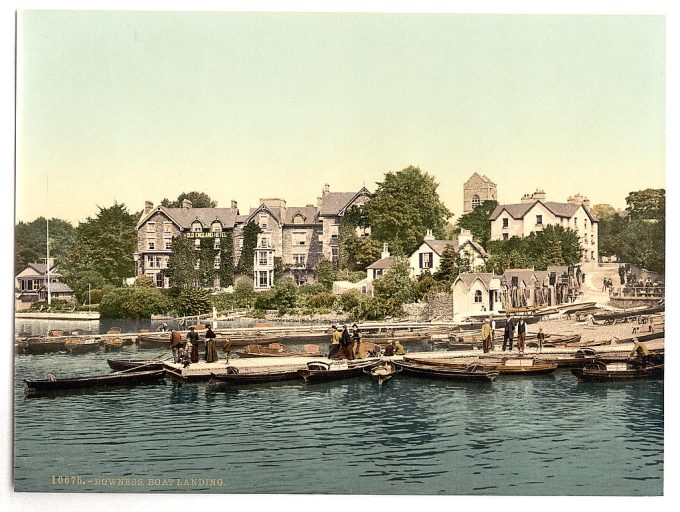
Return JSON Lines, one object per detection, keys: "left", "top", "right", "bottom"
{"left": 169, "top": 330, "right": 183, "bottom": 363}
{"left": 393, "top": 340, "right": 406, "bottom": 355}
{"left": 187, "top": 326, "right": 200, "bottom": 364}
{"left": 204, "top": 324, "right": 218, "bottom": 363}
{"left": 328, "top": 325, "right": 341, "bottom": 359}
{"left": 630, "top": 340, "right": 651, "bottom": 366}
{"left": 383, "top": 341, "right": 395, "bottom": 357}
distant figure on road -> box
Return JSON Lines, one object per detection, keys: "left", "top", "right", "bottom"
{"left": 602, "top": 277, "right": 608, "bottom": 292}
{"left": 481, "top": 319, "right": 492, "bottom": 354}
{"left": 169, "top": 329, "right": 183, "bottom": 363}
{"left": 328, "top": 325, "right": 341, "bottom": 359}
{"left": 204, "top": 324, "right": 218, "bottom": 363}
{"left": 502, "top": 315, "right": 514, "bottom": 352}
{"left": 618, "top": 265, "right": 626, "bottom": 285}
{"left": 516, "top": 318, "right": 527, "bottom": 353}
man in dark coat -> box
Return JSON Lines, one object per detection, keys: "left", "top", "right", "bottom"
{"left": 187, "top": 326, "right": 200, "bottom": 364}
{"left": 516, "top": 318, "right": 527, "bottom": 353}
{"left": 170, "top": 330, "right": 183, "bottom": 363}
{"left": 502, "top": 315, "right": 514, "bottom": 352}
{"left": 340, "top": 325, "right": 354, "bottom": 360}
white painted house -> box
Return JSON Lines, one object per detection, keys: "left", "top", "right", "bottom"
{"left": 451, "top": 273, "right": 502, "bottom": 317}
{"left": 489, "top": 190, "right": 599, "bottom": 265}
{"left": 409, "top": 229, "right": 488, "bottom": 277}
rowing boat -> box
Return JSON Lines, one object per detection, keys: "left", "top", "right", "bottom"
{"left": 363, "top": 361, "right": 399, "bottom": 386}
{"left": 405, "top": 356, "right": 557, "bottom": 375}
{"left": 298, "top": 360, "right": 378, "bottom": 383}
{"left": 571, "top": 361, "right": 664, "bottom": 381}
{"left": 394, "top": 360, "right": 499, "bottom": 382}
{"left": 208, "top": 368, "right": 300, "bottom": 385}
{"left": 106, "top": 359, "right": 165, "bottom": 371}
{"left": 235, "top": 343, "right": 322, "bottom": 358}
{"left": 24, "top": 369, "right": 166, "bottom": 395}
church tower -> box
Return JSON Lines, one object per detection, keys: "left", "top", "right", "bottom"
{"left": 463, "top": 172, "right": 497, "bottom": 213}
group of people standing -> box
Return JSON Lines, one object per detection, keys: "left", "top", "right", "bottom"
{"left": 169, "top": 324, "right": 219, "bottom": 366}
{"left": 327, "top": 324, "right": 406, "bottom": 360}
{"left": 481, "top": 315, "right": 528, "bottom": 354}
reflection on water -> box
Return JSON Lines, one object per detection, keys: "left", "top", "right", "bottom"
{"left": 14, "top": 344, "right": 663, "bottom": 495}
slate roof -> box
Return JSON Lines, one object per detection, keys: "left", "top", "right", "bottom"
{"left": 454, "top": 272, "right": 497, "bottom": 288}
{"left": 502, "top": 269, "right": 549, "bottom": 286}
{"left": 319, "top": 192, "right": 358, "bottom": 216}
{"left": 367, "top": 256, "right": 397, "bottom": 270}
{"left": 285, "top": 206, "right": 319, "bottom": 225}
{"left": 17, "top": 263, "right": 60, "bottom": 277}
{"left": 139, "top": 206, "right": 239, "bottom": 229}
{"left": 423, "top": 239, "right": 457, "bottom": 256}
{"left": 465, "top": 172, "right": 496, "bottom": 186}
{"left": 489, "top": 200, "right": 597, "bottom": 222}
{"left": 37, "top": 282, "right": 73, "bottom": 293}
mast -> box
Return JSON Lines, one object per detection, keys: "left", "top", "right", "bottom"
{"left": 46, "top": 217, "right": 52, "bottom": 305}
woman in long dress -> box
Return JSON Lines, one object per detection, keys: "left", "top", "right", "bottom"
{"left": 204, "top": 325, "right": 218, "bottom": 363}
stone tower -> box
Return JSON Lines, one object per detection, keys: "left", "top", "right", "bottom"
{"left": 463, "top": 172, "right": 497, "bottom": 214}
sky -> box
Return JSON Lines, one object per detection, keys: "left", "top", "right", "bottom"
{"left": 15, "top": 11, "right": 666, "bottom": 224}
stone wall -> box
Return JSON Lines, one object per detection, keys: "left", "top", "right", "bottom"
{"left": 403, "top": 293, "right": 454, "bottom": 322}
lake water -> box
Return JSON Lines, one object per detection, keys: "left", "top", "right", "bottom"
{"left": 13, "top": 322, "right": 663, "bottom": 495}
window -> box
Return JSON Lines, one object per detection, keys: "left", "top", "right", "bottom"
{"left": 584, "top": 219, "right": 588, "bottom": 230}
{"left": 147, "top": 240, "right": 155, "bottom": 250}
{"left": 330, "top": 225, "right": 339, "bottom": 239}
{"left": 163, "top": 222, "right": 172, "bottom": 233}
{"left": 214, "top": 256, "right": 221, "bottom": 269}
{"left": 191, "top": 221, "right": 203, "bottom": 232}
{"left": 293, "top": 214, "right": 304, "bottom": 224}
{"left": 471, "top": 194, "right": 481, "bottom": 209}
{"left": 502, "top": 218, "right": 509, "bottom": 228}
{"left": 474, "top": 290, "right": 483, "bottom": 303}
{"left": 295, "top": 275, "right": 306, "bottom": 286}
{"left": 164, "top": 237, "right": 172, "bottom": 250}
{"left": 258, "top": 214, "right": 268, "bottom": 229}
{"left": 194, "top": 260, "right": 200, "bottom": 270}
{"left": 293, "top": 254, "right": 306, "bottom": 266}
{"left": 502, "top": 233, "right": 509, "bottom": 240}
{"left": 146, "top": 222, "right": 156, "bottom": 233}
{"left": 214, "top": 238, "right": 221, "bottom": 250}
{"left": 259, "top": 236, "right": 270, "bottom": 248}
{"left": 591, "top": 235, "right": 594, "bottom": 245}
{"left": 258, "top": 271, "right": 269, "bottom": 288}
{"left": 238, "top": 238, "right": 244, "bottom": 250}
{"left": 536, "top": 215, "right": 543, "bottom": 225}
{"left": 331, "top": 246, "right": 339, "bottom": 262}
{"left": 420, "top": 252, "right": 433, "bottom": 269}
{"left": 155, "top": 273, "right": 164, "bottom": 288}
{"left": 258, "top": 252, "right": 269, "bottom": 266}
{"left": 574, "top": 217, "right": 578, "bottom": 228}
{"left": 194, "top": 239, "right": 201, "bottom": 249}
{"left": 211, "top": 221, "right": 222, "bottom": 232}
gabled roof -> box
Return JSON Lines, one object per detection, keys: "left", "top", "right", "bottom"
{"left": 319, "top": 187, "right": 372, "bottom": 216}
{"left": 367, "top": 256, "right": 397, "bottom": 270}
{"left": 454, "top": 272, "right": 496, "bottom": 289}
{"left": 285, "top": 206, "right": 319, "bottom": 225}
{"left": 461, "top": 239, "right": 489, "bottom": 258}
{"left": 137, "top": 206, "right": 239, "bottom": 230}
{"left": 17, "top": 263, "right": 60, "bottom": 277}
{"left": 489, "top": 200, "right": 598, "bottom": 223}
{"left": 234, "top": 203, "right": 282, "bottom": 227}
{"left": 420, "top": 239, "right": 457, "bottom": 256}
{"left": 502, "top": 268, "right": 551, "bottom": 286}
{"left": 37, "top": 282, "right": 73, "bottom": 293}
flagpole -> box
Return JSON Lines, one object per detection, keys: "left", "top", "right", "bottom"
{"left": 46, "top": 173, "right": 51, "bottom": 305}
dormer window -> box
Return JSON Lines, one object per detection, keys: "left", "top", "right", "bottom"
{"left": 211, "top": 221, "right": 223, "bottom": 232}
{"left": 191, "top": 221, "right": 203, "bottom": 233}
{"left": 293, "top": 214, "right": 304, "bottom": 224}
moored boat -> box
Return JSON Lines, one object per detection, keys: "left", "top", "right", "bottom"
{"left": 24, "top": 369, "right": 166, "bottom": 395}
{"left": 208, "top": 367, "right": 300, "bottom": 385}
{"left": 64, "top": 337, "right": 100, "bottom": 353}
{"left": 571, "top": 361, "right": 664, "bottom": 381}
{"left": 363, "top": 360, "right": 399, "bottom": 386}
{"left": 406, "top": 356, "right": 557, "bottom": 375}
{"left": 235, "top": 343, "right": 322, "bottom": 358}
{"left": 394, "top": 360, "right": 499, "bottom": 382}
{"left": 298, "top": 360, "right": 378, "bottom": 383}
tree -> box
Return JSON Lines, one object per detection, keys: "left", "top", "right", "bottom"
{"left": 99, "top": 285, "right": 171, "bottom": 318}
{"left": 14, "top": 217, "right": 76, "bottom": 273}
{"left": 625, "top": 189, "right": 665, "bottom": 221}
{"left": 217, "top": 230, "right": 235, "bottom": 288}
{"left": 173, "top": 287, "right": 212, "bottom": 316}
{"left": 165, "top": 236, "right": 200, "bottom": 288}
{"left": 455, "top": 200, "right": 498, "bottom": 248}
{"left": 198, "top": 237, "right": 217, "bottom": 287}
{"left": 61, "top": 203, "right": 137, "bottom": 287}
{"left": 160, "top": 191, "right": 217, "bottom": 208}
{"left": 365, "top": 166, "right": 452, "bottom": 256}
{"left": 237, "top": 222, "right": 262, "bottom": 277}
{"left": 373, "top": 258, "right": 416, "bottom": 306}
{"left": 434, "top": 245, "right": 467, "bottom": 284}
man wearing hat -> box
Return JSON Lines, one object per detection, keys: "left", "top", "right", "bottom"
{"left": 186, "top": 326, "right": 200, "bottom": 364}
{"left": 204, "top": 324, "right": 218, "bottom": 363}
{"left": 328, "top": 325, "right": 341, "bottom": 359}
{"left": 481, "top": 319, "right": 492, "bottom": 353}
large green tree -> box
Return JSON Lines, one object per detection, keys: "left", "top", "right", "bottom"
{"left": 160, "top": 191, "right": 218, "bottom": 208}
{"left": 455, "top": 200, "right": 498, "bottom": 248}
{"left": 625, "top": 189, "right": 665, "bottom": 221}
{"left": 365, "top": 166, "right": 452, "bottom": 256}
{"left": 14, "top": 217, "right": 76, "bottom": 273}
{"left": 61, "top": 203, "right": 137, "bottom": 287}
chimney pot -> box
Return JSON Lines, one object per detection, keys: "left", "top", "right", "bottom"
{"left": 181, "top": 199, "right": 192, "bottom": 209}
{"left": 144, "top": 201, "right": 154, "bottom": 214}
{"left": 231, "top": 200, "right": 238, "bottom": 209}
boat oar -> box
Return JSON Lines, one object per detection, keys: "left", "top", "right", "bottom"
{"left": 113, "top": 362, "right": 162, "bottom": 374}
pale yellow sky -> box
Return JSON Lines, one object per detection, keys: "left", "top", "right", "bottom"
{"left": 16, "top": 12, "right": 665, "bottom": 223}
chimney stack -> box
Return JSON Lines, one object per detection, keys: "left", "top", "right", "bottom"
{"left": 458, "top": 229, "right": 473, "bottom": 244}
{"left": 520, "top": 193, "right": 534, "bottom": 204}
{"left": 181, "top": 198, "right": 193, "bottom": 209}
{"left": 144, "top": 201, "right": 154, "bottom": 214}
{"left": 381, "top": 243, "right": 390, "bottom": 259}
{"left": 323, "top": 183, "right": 330, "bottom": 197}
{"left": 231, "top": 200, "right": 238, "bottom": 209}
{"left": 317, "top": 196, "right": 323, "bottom": 207}
{"left": 531, "top": 189, "right": 546, "bottom": 201}
{"left": 424, "top": 229, "right": 435, "bottom": 241}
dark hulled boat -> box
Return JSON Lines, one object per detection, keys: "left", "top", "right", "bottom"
{"left": 208, "top": 368, "right": 300, "bottom": 385}
{"left": 394, "top": 360, "right": 499, "bottom": 382}
{"left": 298, "top": 360, "right": 378, "bottom": 383}
{"left": 24, "top": 369, "right": 166, "bottom": 395}
{"left": 406, "top": 356, "right": 557, "bottom": 375}
{"left": 571, "top": 361, "right": 664, "bottom": 381}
